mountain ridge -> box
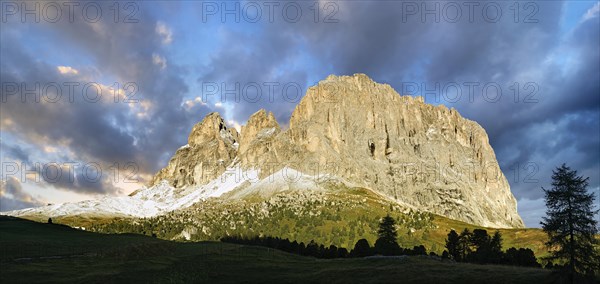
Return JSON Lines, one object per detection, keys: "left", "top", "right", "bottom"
{"left": 148, "top": 73, "right": 523, "bottom": 228}
{"left": 5, "top": 73, "right": 524, "bottom": 229}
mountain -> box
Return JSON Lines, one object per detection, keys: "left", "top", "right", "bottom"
{"left": 144, "top": 74, "right": 523, "bottom": 228}
{"left": 5, "top": 74, "right": 524, "bottom": 230}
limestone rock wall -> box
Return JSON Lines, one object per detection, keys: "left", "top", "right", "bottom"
{"left": 151, "top": 113, "right": 238, "bottom": 188}
{"left": 150, "top": 74, "right": 524, "bottom": 228}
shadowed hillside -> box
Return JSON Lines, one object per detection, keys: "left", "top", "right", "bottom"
{"left": 0, "top": 215, "right": 559, "bottom": 284}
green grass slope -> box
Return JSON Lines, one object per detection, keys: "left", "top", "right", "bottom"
{"left": 0, "top": 215, "right": 557, "bottom": 283}
{"left": 85, "top": 187, "right": 550, "bottom": 258}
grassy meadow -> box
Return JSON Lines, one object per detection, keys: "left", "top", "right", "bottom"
{"left": 0, "top": 215, "right": 563, "bottom": 283}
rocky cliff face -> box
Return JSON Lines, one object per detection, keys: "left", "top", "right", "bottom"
{"left": 238, "top": 109, "right": 280, "bottom": 158}
{"left": 151, "top": 113, "right": 239, "bottom": 188}
{"left": 151, "top": 74, "right": 524, "bottom": 228}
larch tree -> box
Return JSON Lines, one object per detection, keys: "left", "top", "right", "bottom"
{"left": 541, "top": 164, "right": 600, "bottom": 281}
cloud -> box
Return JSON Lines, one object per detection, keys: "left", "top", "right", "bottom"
{"left": 0, "top": 177, "right": 45, "bottom": 211}
{"left": 0, "top": 2, "right": 215, "bottom": 194}
{"left": 35, "top": 163, "right": 119, "bottom": 195}
{"left": 227, "top": 119, "right": 242, "bottom": 132}
{"left": 196, "top": 25, "right": 308, "bottom": 125}
{"left": 1, "top": 141, "right": 30, "bottom": 164}
{"left": 191, "top": 1, "right": 598, "bottom": 222}
{"left": 1, "top": 1, "right": 597, "bottom": 227}
{"left": 183, "top": 97, "right": 207, "bottom": 110}
{"left": 155, "top": 21, "right": 173, "bottom": 44}
{"left": 56, "top": 66, "right": 79, "bottom": 75}
{"left": 582, "top": 2, "right": 600, "bottom": 22}
{"left": 516, "top": 198, "right": 547, "bottom": 228}
{"left": 152, "top": 53, "right": 167, "bottom": 69}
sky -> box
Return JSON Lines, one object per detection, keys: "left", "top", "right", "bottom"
{"left": 0, "top": 0, "right": 599, "bottom": 228}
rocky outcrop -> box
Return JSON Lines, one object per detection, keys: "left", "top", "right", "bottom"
{"left": 151, "top": 74, "right": 525, "bottom": 228}
{"left": 278, "top": 74, "right": 524, "bottom": 228}
{"left": 238, "top": 109, "right": 280, "bottom": 155}
{"left": 236, "top": 109, "right": 286, "bottom": 173}
{"left": 151, "top": 113, "right": 238, "bottom": 188}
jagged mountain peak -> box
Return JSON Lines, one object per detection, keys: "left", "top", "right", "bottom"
{"left": 239, "top": 109, "right": 281, "bottom": 155}
{"left": 146, "top": 74, "right": 523, "bottom": 228}
{"left": 6, "top": 74, "right": 524, "bottom": 229}
{"left": 188, "top": 112, "right": 239, "bottom": 147}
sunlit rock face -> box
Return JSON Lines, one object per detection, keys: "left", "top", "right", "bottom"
{"left": 152, "top": 74, "right": 524, "bottom": 228}
{"left": 151, "top": 112, "right": 239, "bottom": 188}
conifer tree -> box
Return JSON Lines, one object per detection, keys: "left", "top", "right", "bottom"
{"left": 490, "top": 231, "right": 503, "bottom": 264}
{"left": 541, "top": 164, "right": 600, "bottom": 281}
{"left": 375, "top": 214, "right": 401, "bottom": 255}
{"left": 445, "top": 229, "right": 461, "bottom": 261}
{"left": 458, "top": 229, "right": 472, "bottom": 262}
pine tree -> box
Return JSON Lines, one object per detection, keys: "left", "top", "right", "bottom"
{"left": 470, "top": 229, "right": 491, "bottom": 264}
{"left": 305, "top": 240, "right": 319, "bottom": 257}
{"left": 458, "top": 229, "right": 472, "bottom": 262}
{"left": 541, "top": 164, "right": 600, "bottom": 281}
{"left": 504, "top": 247, "right": 539, "bottom": 267}
{"left": 352, "top": 239, "right": 372, "bottom": 257}
{"left": 378, "top": 214, "right": 398, "bottom": 242}
{"left": 375, "top": 214, "right": 400, "bottom": 255}
{"left": 490, "top": 231, "right": 503, "bottom": 264}
{"left": 445, "top": 229, "right": 461, "bottom": 261}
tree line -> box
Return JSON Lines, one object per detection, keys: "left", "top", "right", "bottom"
{"left": 221, "top": 215, "right": 432, "bottom": 259}
{"left": 444, "top": 228, "right": 538, "bottom": 267}
{"left": 222, "top": 213, "right": 541, "bottom": 270}
{"left": 221, "top": 164, "right": 600, "bottom": 283}
{"left": 97, "top": 163, "right": 599, "bottom": 282}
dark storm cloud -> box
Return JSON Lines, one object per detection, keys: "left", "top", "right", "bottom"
{"left": 1, "top": 142, "right": 30, "bottom": 164}
{"left": 0, "top": 38, "right": 140, "bottom": 173}
{"left": 197, "top": 24, "right": 309, "bottom": 124}
{"left": 194, "top": 1, "right": 598, "bottom": 217}
{"left": 484, "top": 14, "right": 599, "bottom": 201}
{"left": 1, "top": 1, "right": 597, "bottom": 227}
{"left": 294, "top": 1, "right": 435, "bottom": 81}
{"left": 0, "top": 177, "right": 44, "bottom": 211}
{"left": 22, "top": 1, "right": 209, "bottom": 172}
{"left": 0, "top": 1, "right": 215, "bottom": 194}
{"left": 196, "top": 1, "right": 434, "bottom": 123}
{"left": 31, "top": 162, "right": 120, "bottom": 195}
